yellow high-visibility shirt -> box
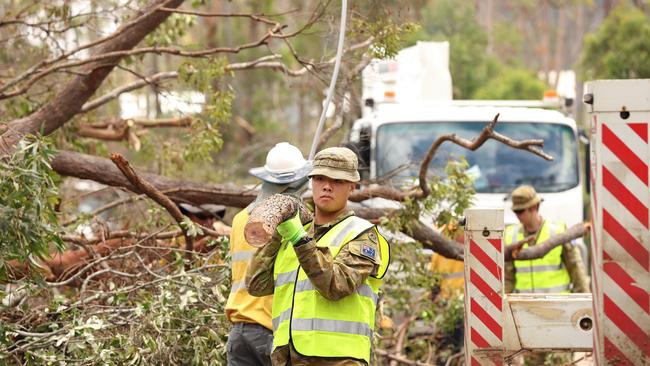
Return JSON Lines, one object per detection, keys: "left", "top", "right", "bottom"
{"left": 225, "top": 209, "right": 273, "bottom": 329}
{"left": 430, "top": 252, "right": 465, "bottom": 299}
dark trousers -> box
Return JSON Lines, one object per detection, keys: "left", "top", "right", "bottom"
{"left": 227, "top": 322, "right": 273, "bottom": 366}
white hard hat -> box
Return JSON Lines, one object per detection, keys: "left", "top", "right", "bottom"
{"left": 249, "top": 142, "right": 312, "bottom": 184}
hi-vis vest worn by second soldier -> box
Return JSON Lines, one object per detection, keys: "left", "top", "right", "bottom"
{"left": 225, "top": 210, "right": 273, "bottom": 329}
{"left": 272, "top": 216, "right": 390, "bottom": 363}
{"left": 504, "top": 220, "right": 571, "bottom": 293}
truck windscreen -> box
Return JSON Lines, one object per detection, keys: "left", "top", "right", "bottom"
{"left": 375, "top": 121, "right": 579, "bottom": 193}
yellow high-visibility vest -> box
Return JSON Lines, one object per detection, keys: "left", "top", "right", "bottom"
{"left": 271, "top": 216, "right": 390, "bottom": 363}
{"left": 504, "top": 220, "right": 571, "bottom": 293}
{"left": 225, "top": 210, "right": 273, "bottom": 329}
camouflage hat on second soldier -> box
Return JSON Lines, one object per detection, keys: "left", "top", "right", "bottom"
{"left": 510, "top": 185, "right": 543, "bottom": 211}
{"left": 308, "top": 147, "right": 360, "bottom": 182}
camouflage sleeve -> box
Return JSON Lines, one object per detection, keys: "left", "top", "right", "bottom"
{"left": 504, "top": 261, "right": 516, "bottom": 293}
{"left": 245, "top": 238, "right": 282, "bottom": 297}
{"left": 562, "top": 242, "right": 590, "bottom": 293}
{"left": 293, "top": 229, "right": 381, "bottom": 301}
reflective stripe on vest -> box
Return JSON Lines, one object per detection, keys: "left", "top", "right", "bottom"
{"left": 271, "top": 215, "right": 390, "bottom": 363}
{"left": 292, "top": 318, "right": 373, "bottom": 338}
{"left": 294, "top": 279, "right": 379, "bottom": 303}
{"left": 275, "top": 269, "right": 299, "bottom": 287}
{"left": 272, "top": 307, "right": 293, "bottom": 330}
{"left": 505, "top": 221, "right": 572, "bottom": 293}
{"left": 230, "top": 280, "right": 245, "bottom": 292}
{"left": 514, "top": 283, "right": 571, "bottom": 293}
{"left": 439, "top": 272, "right": 464, "bottom": 280}
{"left": 229, "top": 250, "right": 255, "bottom": 294}
{"left": 231, "top": 250, "right": 255, "bottom": 263}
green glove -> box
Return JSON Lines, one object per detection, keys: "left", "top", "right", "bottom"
{"left": 277, "top": 212, "right": 307, "bottom": 246}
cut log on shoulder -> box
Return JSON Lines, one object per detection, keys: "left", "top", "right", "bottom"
{"left": 244, "top": 194, "right": 313, "bottom": 247}
{"left": 507, "top": 222, "right": 591, "bottom": 261}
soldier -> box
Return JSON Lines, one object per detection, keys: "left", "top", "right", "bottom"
{"left": 225, "top": 142, "right": 311, "bottom": 366}
{"left": 246, "top": 147, "right": 390, "bottom": 366}
{"left": 504, "top": 185, "right": 590, "bottom": 366}
{"left": 504, "top": 185, "right": 589, "bottom": 294}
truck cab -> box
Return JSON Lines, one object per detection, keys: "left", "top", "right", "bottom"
{"left": 350, "top": 41, "right": 585, "bottom": 229}
{"left": 349, "top": 102, "right": 583, "bottom": 227}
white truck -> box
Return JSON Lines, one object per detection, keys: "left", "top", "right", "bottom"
{"left": 349, "top": 41, "right": 587, "bottom": 232}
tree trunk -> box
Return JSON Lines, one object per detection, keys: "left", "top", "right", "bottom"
{"left": 51, "top": 151, "right": 257, "bottom": 208}
{"left": 0, "top": 0, "right": 185, "bottom": 156}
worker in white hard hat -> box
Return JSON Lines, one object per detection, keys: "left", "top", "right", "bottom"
{"left": 225, "top": 142, "right": 311, "bottom": 366}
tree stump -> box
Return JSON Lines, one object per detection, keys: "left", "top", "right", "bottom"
{"left": 244, "top": 194, "right": 312, "bottom": 247}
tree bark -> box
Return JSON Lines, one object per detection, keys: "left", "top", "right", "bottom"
{"left": 409, "top": 222, "right": 464, "bottom": 260}
{"left": 244, "top": 194, "right": 313, "bottom": 247}
{"left": 0, "top": 0, "right": 185, "bottom": 156}
{"left": 51, "top": 151, "right": 257, "bottom": 208}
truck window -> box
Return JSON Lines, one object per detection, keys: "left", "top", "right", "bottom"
{"left": 375, "top": 121, "right": 579, "bottom": 193}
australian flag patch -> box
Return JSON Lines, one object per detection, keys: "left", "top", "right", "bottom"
{"left": 361, "top": 244, "right": 376, "bottom": 260}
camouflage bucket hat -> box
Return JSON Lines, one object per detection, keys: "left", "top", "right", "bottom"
{"left": 308, "top": 147, "right": 360, "bottom": 182}
{"left": 511, "top": 185, "right": 543, "bottom": 211}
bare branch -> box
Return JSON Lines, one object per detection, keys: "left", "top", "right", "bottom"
{"left": 80, "top": 55, "right": 283, "bottom": 113}
{"left": 80, "top": 71, "right": 179, "bottom": 113}
{"left": 390, "top": 315, "right": 418, "bottom": 366}
{"left": 233, "top": 115, "right": 256, "bottom": 137}
{"left": 0, "top": 22, "right": 287, "bottom": 102}
{"left": 77, "top": 117, "right": 192, "bottom": 141}
{"left": 130, "top": 116, "right": 193, "bottom": 128}
{"left": 0, "top": 0, "right": 186, "bottom": 156}
{"left": 350, "top": 186, "right": 413, "bottom": 202}
{"left": 79, "top": 37, "right": 373, "bottom": 117}
{"left": 418, "top": 113, "right": 553, "bottom": 197}
{"left": 110, "top": 153, "right": 194, "bottom": 266}
{"left": 0, "top": 1, "right": 175, "bottom": 96}
{"left": 507, "top": 222, "right": 591, "bottom": 261}
{"left": 158, "top": 7, "right": 278, "bottom": 25}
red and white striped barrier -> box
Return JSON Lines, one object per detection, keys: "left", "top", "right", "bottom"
{"left": 586, "top": 79, "right": 650, "bottom": 366}
{"left": 462, "top": 209, "right": 593, "bottom": 365}
{"left": 463, "top": 209, "right": 504, "bottom": 366}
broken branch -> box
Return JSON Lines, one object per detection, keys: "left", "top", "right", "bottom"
{"left": 109, "top": 153, "right": 194, "bottom": 266}
{"left": 510, "top": 222, "right": 591, "bottom": 261}
{"left": 418, "top": 113, "right": 552, "bottom": 197}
